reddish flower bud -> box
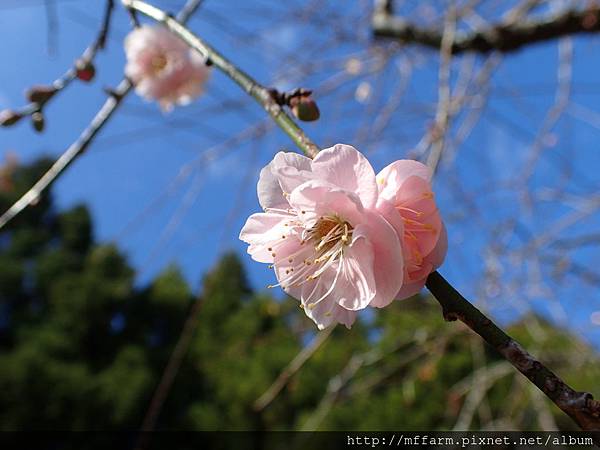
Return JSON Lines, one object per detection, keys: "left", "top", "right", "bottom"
{"left": 31, "top": 112, "right": 45, "bottom": 133}
{"left": 290, "top": 95, "right": 320, "bottom": 122}
{"left": 75, "top": 59, "right": 96, "bottom": 82}
{"left": 26, "top": 85, "right": 57, "bottom": 105}
{"left": 0, "top": 110, "right": 23, "bottom": 127}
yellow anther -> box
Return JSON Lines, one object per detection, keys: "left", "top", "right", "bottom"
{"left": 403, "top": 218, "right": 422, "bottom": 226}
{"left": 413, "top": 249, "right": 423, "bottom": 264}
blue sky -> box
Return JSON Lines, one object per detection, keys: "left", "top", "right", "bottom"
{"left": 1, "top": 0, "right": 600, "bottom": 348}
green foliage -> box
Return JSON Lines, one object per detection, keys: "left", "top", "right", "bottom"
{"left": 0, "top": 159, "right": 598, "bottom": 434}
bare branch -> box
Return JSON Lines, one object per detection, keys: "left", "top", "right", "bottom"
{"left": 254, "top": 327, "right": 334, "bottom": 412}
{"left": 0, "top": 80, "right": 130, "bottom": 230}
{"left": 425, "top": 271, "right": 600, "bottom": 431}
{"left": 426, "top": 5, "right": 456, "bottom": 173}
{"left": 373, "top": 5, "right": 600, "bottom": 54}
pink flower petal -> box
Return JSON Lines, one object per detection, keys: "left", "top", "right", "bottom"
{"left": 335, "top": 229, "right": 376, "bottom": 310}
{"left": 312, "top": 144, "right": 378, "bottom": 209}
{"left": 301, "top": 280, "right": 358, "bottom": 329}
{"left": 427, "top": 222, "right": 448, "bottom": 270}
{"left": 395, "top": 279, "right": 426, "bottom": 300}
{"left": 288, "top": 179, "right": 365, "bottom": 226}
{"left": 361, "top": 212, "right": 404, "bottom": 308}
{"left": 257, "top": 152, "right": 313, "bottom": 210}
{"left": 239, "top": 213, "right": 288, "bottom": 263}
{"left": 257, "top": 160, "right": 287, "bottom": 210}
{"left": 272, "top": 152, "right": 313, "bottom": 195}
{"left": 377, "top": 159, "right": 431, "bottom": 203}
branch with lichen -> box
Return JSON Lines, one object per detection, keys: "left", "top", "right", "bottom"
{"left": 426, "top": 272, "right": 600, "bottom": 431}
{"left": 124, "top": 1, "right": 600, "bottom": 431}
{"left": 0, "top": 0, "right": 115, "bottom": 132}
{"left": 372, "top": 3, "right": 600, "bottom": 55}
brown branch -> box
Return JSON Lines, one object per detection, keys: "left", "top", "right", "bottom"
{"left": 0, "top": 0, "right": 115, "bottom": 130}
{"left": 425, "top": 271, "right": 600, "bottom": 431}
{"left": 372, "top": 5, "right": 600, "bottom": 54}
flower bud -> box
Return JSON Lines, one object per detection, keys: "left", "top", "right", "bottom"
{"left": 31, "top": 112, "right": 45, "bottom": 133}
{"left": 75, "top": 59, "right": 96, "bottom": 82}
{"left": 290, "top": 96, "right": 320, "bottom": 122}
{"left": 0, "top": 110, "right": 23, "bottom": 127}
{"left": 26, "top": 85, "right": 57, "bottom": 105}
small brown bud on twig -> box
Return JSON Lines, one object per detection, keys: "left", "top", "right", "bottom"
{"left": 268, "top": 88, "right": 321, "bottom": 121}
{"left": 31, "top": 112, "right": 45, "bottom": 133}
{"left": 0, "top": 110, "right": 23, "bottom": 127}
{"left": 26, "top": 85, "right": 57, "bottom": 105}
{"left": 75, "top": 59, "right": 96, "bottom": 82}
{"left": 289, "top": 95, "right": 320, "bottom": 122}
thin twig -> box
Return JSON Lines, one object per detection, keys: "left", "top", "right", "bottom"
{"left": 426, "top": 4, "right": 456, "bottom": 174}
{"left": 254, "top": 327, "right": 334, "bottom": 412}
{"left": 121, "top": 0, "right": 320, "bottom": 158}
{"left": 0, "top": 80, "right": 130, "bottom": 230}
{"left": 136, "top": 298, "right": 204, "bottom": 440}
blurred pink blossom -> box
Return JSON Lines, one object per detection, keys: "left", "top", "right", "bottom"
{"left": 376, "top": 160, "right": 447, "bottom": 299}
{"left": 239, "top": 144, "right": 404, "bottom": 329}
{"left": 124, "top": 25, "right": 209, "bottom": 111}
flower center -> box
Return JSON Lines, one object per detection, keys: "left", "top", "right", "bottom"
{"left": 265, "top": 214, "right": 354, "bottom": 310}
{"left": 151, "top": 54, "right": 168, "bottom": 74}
{"left": 308, "top": 215, "right": 353, "bottom": 251}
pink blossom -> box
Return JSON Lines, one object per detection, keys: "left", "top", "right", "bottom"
{"left": 376, "top": 160, "right": 447, "bottom": 299}
{"left": 124, "top": 25, "right": 209, "bottom": 111}
{"left": 239, "top": 144, "right": 404, "bottom": 329}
